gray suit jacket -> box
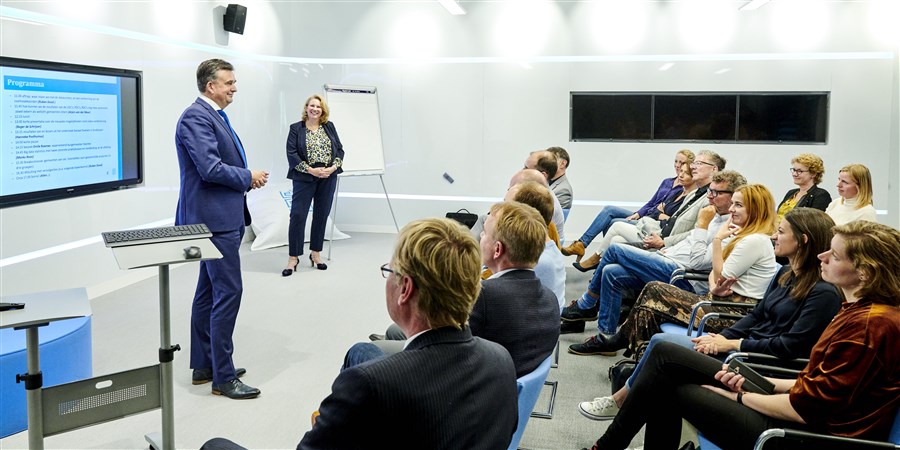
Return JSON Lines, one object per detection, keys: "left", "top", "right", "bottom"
{"left": 662, "top": 184, "right": 710, "bottom": 248}
{"left": 471, "top": 269, "right": 561, "bottom": 377}
{"left": 550, "top": 174, "right": 573, "bottom": 209}
{"left": 298, "top": 327, "right": 518, "bottom": 450}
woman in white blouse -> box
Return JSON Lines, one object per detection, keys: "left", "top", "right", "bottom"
{"left": 572, "top": 184, "right": 778, "bottom": 357}
{"left": 825, "top": 163, "right": 876, "bottom": 225}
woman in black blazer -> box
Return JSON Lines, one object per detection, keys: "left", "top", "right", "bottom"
{"left": 777, "top": 153, "right": 831, "bottom": 223}
{"left": 283, "top": 94, "right": 345, "bottom": 275}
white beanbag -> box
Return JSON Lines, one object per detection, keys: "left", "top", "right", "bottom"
{"left": 246, "top": 181, "right": 349, "bottom": 251}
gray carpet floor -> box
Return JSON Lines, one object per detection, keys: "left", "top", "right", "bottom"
{"left": 0, "top": 233, "right": 645, "bottom": 449}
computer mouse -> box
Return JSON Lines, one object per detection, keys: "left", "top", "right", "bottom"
{"left": 184, "top": 246, "right": 202, "bottom": 259}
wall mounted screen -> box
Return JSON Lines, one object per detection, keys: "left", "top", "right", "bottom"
{"left": 0, "top": 57, "right": 143, "bottom": 208}
{"left": 570, "top": 94, "right": 652, "bottom": 140}
{"left": 738, "top": 94, "right": 828, "bottom": 142}
{"left": 654, "top": 94, "right": 736, "bottom": 141}
{"left": 570, "top": 92, "right": 829, "bottom": 144}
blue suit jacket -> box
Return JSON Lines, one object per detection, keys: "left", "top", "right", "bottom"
{"left": 298, "top": 327, "right": 518, "bottom": 450}
{"left": 175, "top": 98, "right": 252, "bottom": 232}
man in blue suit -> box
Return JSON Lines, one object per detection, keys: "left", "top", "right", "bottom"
{"left": 175, "top": 59, "right": 268, "bottom": 399}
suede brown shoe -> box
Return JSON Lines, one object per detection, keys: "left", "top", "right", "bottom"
{"left": 561, "top": 240, "right": 586, "bottom": 261}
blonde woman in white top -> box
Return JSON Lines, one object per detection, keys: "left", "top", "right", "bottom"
{"left": 825, "top": 163, "right": 876, "bottom": 225}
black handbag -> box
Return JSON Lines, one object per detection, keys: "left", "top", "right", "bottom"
{"left": 608, "top": 358, "right": 636, "bottom": 395}
{"left": 446, "top": 209, "right": 478, "bottom": 229}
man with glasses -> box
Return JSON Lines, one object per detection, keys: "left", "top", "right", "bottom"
{"left": 202, "top": 218, "right": 518, "bottom": 449}
{"left": 563, "top": 171, "right": 746, "bottom": 354}
{"left": 368, "top": 202, "right": 560, "bottom": 378}
{"left": 310, "top": 218, "right": 517, "bottom": 448}
{"left": 640, "top": 149, "right": 726, "bottom": 251}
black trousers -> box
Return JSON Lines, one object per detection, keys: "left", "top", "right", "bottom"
{"left": 596, "top": 341, "right": 805, "bottom": 450}
{"left": 288, "top": 175, "right": 337, "bottom": 256}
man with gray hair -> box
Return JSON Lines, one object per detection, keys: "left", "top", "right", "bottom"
{"left": 175, "top": 58, "right": 268, "bottom": 399}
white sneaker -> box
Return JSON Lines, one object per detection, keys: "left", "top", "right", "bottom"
{"left": 578, "top": 395, "right": 619, "bottom": 420}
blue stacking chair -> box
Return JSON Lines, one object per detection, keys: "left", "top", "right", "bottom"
{"left": 507, "top": 355, "right": 555, "bottom": 450}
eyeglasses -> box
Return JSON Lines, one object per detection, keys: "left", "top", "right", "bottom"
{"left": 691, "top": 160, "right": 717, "bottom": 168}
{"left": 707, "top": 189, "right": 733, "bottom": 198}
{"left": 789, "top": 168, "right": 809, "bottom": 174}
{"left": 380, "top": 263, "right": 396, "bottom": 278}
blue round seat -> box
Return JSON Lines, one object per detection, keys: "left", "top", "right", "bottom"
{"left": 0, "top": 316, "right": 92, "bottom": 438}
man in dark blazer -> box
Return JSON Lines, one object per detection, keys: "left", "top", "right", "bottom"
{"left": 368, "top": 201, "right": 560, "bottom": 378}
{"left": 471, "top": 201, "right": 561, "bottom": 377}
{"left": 175, "top": 59, "right": 268, "bottom": 399}
{"left": 298, "top": 218, "right": 518, "bottom": 449}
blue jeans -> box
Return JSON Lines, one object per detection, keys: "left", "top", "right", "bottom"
{"left": 579, "top": 206, "right": 634, "bottom": 246}
{"left": 342, "top": 342, "right": 386, "bottom": 371}
{"left": 577, "top": 243, "right": 691, "bottom": 335}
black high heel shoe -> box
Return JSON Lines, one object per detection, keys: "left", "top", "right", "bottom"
{"left": 309, "top": 254, "right": 327, "bottom": 271}
{"left": 282, "top": 258, "right": 299, "bottom": 277}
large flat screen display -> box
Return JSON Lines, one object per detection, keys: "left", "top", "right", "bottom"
{"left": 0, "top": 57, "right": 143, "bottom": 208}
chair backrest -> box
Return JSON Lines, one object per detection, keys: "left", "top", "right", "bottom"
{"left": 507, "top": 355, "right": 553, "bottom": 450}
{"left": 889, "top": 407, "right": 900, "bottom": 444}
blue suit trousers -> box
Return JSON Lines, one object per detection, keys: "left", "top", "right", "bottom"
{"left": 190, "top": 228, "right": 244, "bottom": 384}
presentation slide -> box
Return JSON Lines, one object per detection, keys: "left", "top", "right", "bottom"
{"left": 1, "top": 67, "right": 124, "bottom": 197}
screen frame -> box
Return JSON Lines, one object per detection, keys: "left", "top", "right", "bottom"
{"left": 570, "top": 91, "right": 830, "bottom": 144}
{"left": 0, "top": 56, "right": 144, "bottom": 209}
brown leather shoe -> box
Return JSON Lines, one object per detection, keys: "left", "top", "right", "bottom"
{"left": 561, "top": 240, "right": 586, "bottom": 261}
{"left": 573, "top": 252, "right": 601, "bottom": 272}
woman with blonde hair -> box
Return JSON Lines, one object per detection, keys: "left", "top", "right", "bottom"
{"left": 569, "top": 184, "right": 778, "bottom": 356}
{"left": 283, "top": 94, "right": 345, "bottom": 275}
{"left": 825, "top": 163, "right": 876, "bottom": 225}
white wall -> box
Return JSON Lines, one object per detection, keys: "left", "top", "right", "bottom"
{"left": 1, "top": 1, "right": 898, "bottom": 297}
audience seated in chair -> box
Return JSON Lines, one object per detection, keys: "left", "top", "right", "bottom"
{"left": 202, "top": 218, "right": 519, "bottom": 450}
{"left": 505, "top": 181, "right": 566, "bottom": 308}
{"left": 578, "top": 207, "right": 842, "bottom": 422}
{"left": 546, "top": 146, "right": 573, "bottom": 210}
{"left": 562, "top": 148, "right": 694, "bottom": 261}
{"left": 370, "top": 202, "right": 560, "bottom": 379}
{"left": 777, "top": 153, "right": 832, "bottom": 226}
{"left": 560, "top": 170, "right": 746, "bottom": 337}
{"left": 575, "top": 161, "right": 698, "bottom": 266}
{"left": 583, "top": 220, "right": 900, "bottom": 450}
{"left": 471, "top": 168, "right": 566, "bottom": 245}
{"left": 573, "top": 149, "right": 726, "bottom": 271}
{"left": 826, "top": 163, "right": 877, "bottom": 225}
{"left": 568, "top": 183, "right": 779, "bottom": 357}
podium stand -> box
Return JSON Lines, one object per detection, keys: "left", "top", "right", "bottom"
{"left": 0, "top": 288, "right": 91, "bottom": 450}
{"left": 108, "top": 237, "right": 222, "bottom": 450}
{"left": 3, "top": 238, "right": 219, "bottom": 449}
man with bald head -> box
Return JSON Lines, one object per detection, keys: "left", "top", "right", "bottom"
{"left": 509, "top": 169, "right": 566, "bottom": 242}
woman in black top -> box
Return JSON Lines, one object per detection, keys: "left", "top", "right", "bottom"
{"left": 777, "top": 153, "right": 831, "bottom": 223}
{"left": 283, "top": 94, "right": 344, "bottom": 275}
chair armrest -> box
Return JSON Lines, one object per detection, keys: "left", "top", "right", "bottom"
{"left": 754, "top": 428, "right": 898, "bottom": 450}
{"left": 725, "top": 352, "right": 809, "bottom": 378}
{"left": 696, "top": 312, "right": 746, "bottom": 335}
{"left": 685, "top": 301, "right": 754, "bottom": 336}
